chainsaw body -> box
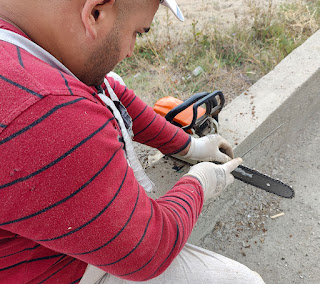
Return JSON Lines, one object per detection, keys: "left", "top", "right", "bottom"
{"left": 153, "top": 91, "right": 294, "bottom": 198}
{"left": 153, "top": 91, "right": 225, "bottom": 137}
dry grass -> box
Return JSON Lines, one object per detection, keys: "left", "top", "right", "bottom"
{"left": 114, "top": 0, "right": 320, "bottom": 106}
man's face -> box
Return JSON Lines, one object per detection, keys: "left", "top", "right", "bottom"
{"left": 82, "top": 0, "right": 160, "bottom": 86}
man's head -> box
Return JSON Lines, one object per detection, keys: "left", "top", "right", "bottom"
{"left": 76, "top": 0, "right": 161, "bottom": 85}
{"left": 0, "top": 0, "right": 183, "bottom": 86}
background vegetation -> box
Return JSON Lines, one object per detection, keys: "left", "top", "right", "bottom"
{"left": 115, "top": 0, "right": 320, "bottom": 106}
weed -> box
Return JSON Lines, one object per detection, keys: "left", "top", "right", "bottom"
{"left": 114, "top": 0, "right": 320, "bottom": 106}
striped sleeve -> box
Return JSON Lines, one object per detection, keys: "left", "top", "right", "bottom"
{"left": 0, "top": 94, "right": 204, "bottom": 281}
{"left": 105, "top": 77, "right": 191, "bottom": 155}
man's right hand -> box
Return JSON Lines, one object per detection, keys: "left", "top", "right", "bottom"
{"left": 184, "top": 158, "right": 242, "bottom": 201}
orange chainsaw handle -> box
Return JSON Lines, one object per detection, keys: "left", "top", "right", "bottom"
{"left": 165, "top": 91, "right": 225, "bottom": 132}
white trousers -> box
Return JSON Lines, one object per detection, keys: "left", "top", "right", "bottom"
{"left": 79, "top": 243, "right": 265, "bottom": 284}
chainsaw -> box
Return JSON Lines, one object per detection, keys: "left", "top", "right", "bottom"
{"left": 153, "top": 91, "right": 294, "bottom": 199}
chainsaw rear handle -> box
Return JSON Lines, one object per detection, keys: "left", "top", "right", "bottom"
{"left": 165, "top": 91, "right": 225, "bottom": 132}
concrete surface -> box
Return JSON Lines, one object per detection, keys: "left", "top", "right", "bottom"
{"left": 240, "top": 105, "right": 320, "bottom": 283}
{"left": 192, "top": 106, "right": 320, "bottom": 284}
{"left": 136, "top": 29, "right": 320, "bottom": 283}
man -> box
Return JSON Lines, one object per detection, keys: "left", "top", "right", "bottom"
{"left": 0, "top": 0, "right": 265, "bottom": 283}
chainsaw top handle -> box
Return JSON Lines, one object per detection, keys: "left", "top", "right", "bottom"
{"left": 164, "top": 91, "right": 225, "bottom": 132}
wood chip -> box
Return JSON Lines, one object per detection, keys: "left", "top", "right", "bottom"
{"left": 271, "top": 212, "right": 285, "bottom": 219}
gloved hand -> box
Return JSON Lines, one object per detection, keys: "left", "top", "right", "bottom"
{"left": 183, "top": 135, "right": 234, "bottom": 164}
{"left": 184, "top": 158, "right": 242, "bottom": 200}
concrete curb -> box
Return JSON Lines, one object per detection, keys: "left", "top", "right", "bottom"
{"left": 219, "top": 29, "right": 320, "bottom": 161}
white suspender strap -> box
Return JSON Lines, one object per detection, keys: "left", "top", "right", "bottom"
{"left": 99, "top": 79, "right": 155, "bottom": 192}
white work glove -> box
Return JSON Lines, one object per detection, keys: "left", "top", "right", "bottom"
{"left": 184, "top": 158, "right": 242, "bottom": 200}
{"left": 183, "top": 135, "right": 234, "bottom": 164}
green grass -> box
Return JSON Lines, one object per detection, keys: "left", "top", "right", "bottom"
{"left": 114, "top": 0, "right": 320, "bottom": 106}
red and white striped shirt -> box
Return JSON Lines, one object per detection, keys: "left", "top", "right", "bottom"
{"left": 0, "top": 20, "right": 204, "bottom": 283}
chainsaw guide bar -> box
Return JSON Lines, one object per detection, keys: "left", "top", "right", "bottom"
{"left": 171, "top": 154, "right": 295, "bottom": 198}
{"left": 232, "top": 165, "right": 294, "bottom": 199}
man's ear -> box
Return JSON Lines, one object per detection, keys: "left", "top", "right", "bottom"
{"left": 81, "top": 0, "right": 116, "bottom": 39}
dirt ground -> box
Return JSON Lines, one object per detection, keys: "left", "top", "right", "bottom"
{"left": 155, "top": 0, "right": 294, "bottom": 31}
{"left": 135, "top": 0, "right": 297, "bottom": 108}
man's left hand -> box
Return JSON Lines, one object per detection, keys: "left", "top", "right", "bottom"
{"left": 183, "top": 134, "right": 234, "bottom": 163}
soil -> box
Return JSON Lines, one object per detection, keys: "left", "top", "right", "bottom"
{"left": 155, "top": 0, "right": 294, "bottom": 32}
{"left": 136, "top": 0, "right": 296, "bottom": 108}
